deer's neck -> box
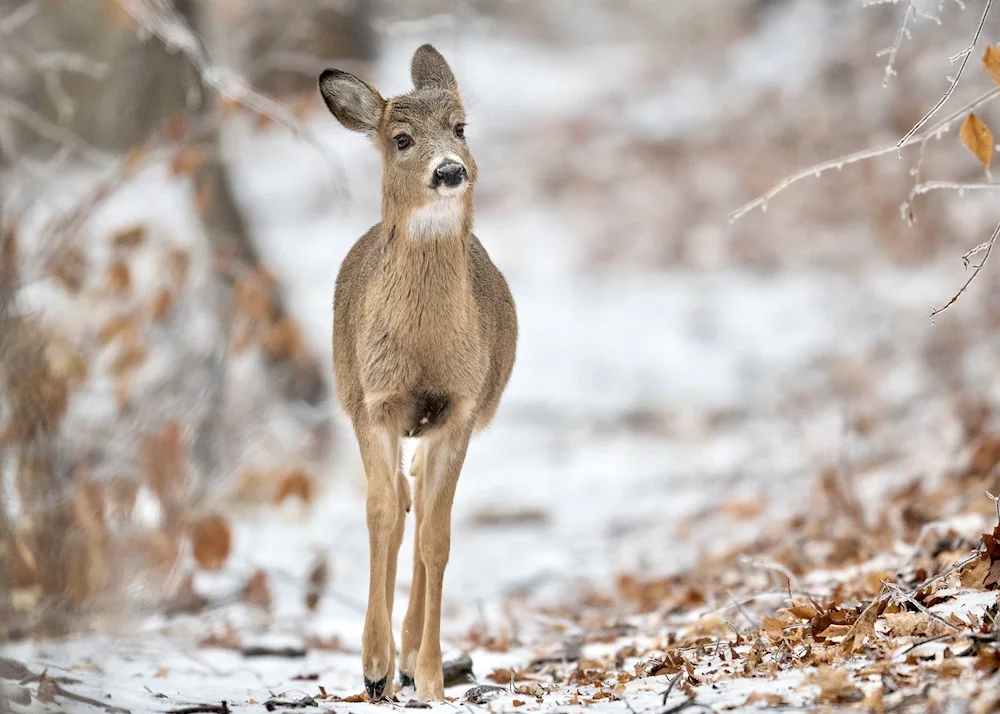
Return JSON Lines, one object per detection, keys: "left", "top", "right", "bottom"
{"left": 379, "top": 195, "right": 474, "bottom": 299}
{"left": 383, "top": 191, "right": 473, "bottom": 243}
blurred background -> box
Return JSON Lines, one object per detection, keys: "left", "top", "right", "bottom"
{"left": 3, "top": 0, "right": 1000, "bottom": 703}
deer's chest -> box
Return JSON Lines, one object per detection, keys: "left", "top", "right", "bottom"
{"left": 358, "top": 272, "right": 486, "bottom": 394}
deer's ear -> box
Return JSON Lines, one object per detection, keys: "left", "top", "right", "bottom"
{"left": 318, "top": 69, "right": 384, "bottom": 134}
{"left": 411, "top": 44, "right": 458, "bottom": 92}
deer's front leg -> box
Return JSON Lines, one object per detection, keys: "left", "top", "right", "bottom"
{"left": 356, "top": 421, "right": 401, "bottom": 701}
{"left": 400, "top": 442, "right": 427, "bottom": 688}
{"left": 414, "top": 422, "right": 474, "bottom": 702}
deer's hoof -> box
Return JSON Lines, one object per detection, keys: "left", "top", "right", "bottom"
{"left": 399, "top": 671, "right": 414, "bottom": 689}
{"left": 365, "top": 674, "right": 388, "bottom": 701}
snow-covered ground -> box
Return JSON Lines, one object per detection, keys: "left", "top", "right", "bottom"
{"left": 5, "top": 9, "right": 1000, "bottom": 713}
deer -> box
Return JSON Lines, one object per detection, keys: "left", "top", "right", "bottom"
{"left": 317, "top": 45, "right": 518, "bottom": 702}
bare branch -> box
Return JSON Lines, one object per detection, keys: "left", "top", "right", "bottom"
{"left": 729, "top": 85, "right": 1000, "bottom": 222}
{"left": 896, "top": 0, "right": 992, "bottom": 152}
{"left": 930, "top": 219, "right": 1000, "bottom": 318}
{"left": 868, "top": 0, "right": 917, "bottom": 88}
{"left": 0, "top": 1, "right": 39, "bottom": 35}
{"left": 115, "top": 0, "right": 345, "bottom": 193}
{"left": 0, "top": 99, "right": 106, "bottom": 164}
{"left": 911, "top": 180, "right": 1000, "bottom": 197}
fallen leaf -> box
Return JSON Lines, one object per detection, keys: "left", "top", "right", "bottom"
{"left": 305, "top": 554, "right": 329, "bottom": 612}
{"left": 105, "top": 259, "right": 131, "bottom": 295}
{"left": 122, "top": 143, "right": 150, "bottom": 177}
{"left": 764, "top": 615, "right": 793, "bottom": 640}
{"left": 274, "top": 470, "right": 313, "bottom": 505}
{"left": 962, "top": 557, "right": 991, "bottom": 590}
{"left": 242, "top": 569, "right": 272, "bottom": 610}
{"left": 882, "top": 612, "right": 945, "bottom": 638}
{"left": 37, "top": 676, "right": 55, "bottom": 703}
{"left": 150, "top": 288, "right": 174, "bottom": 322}
{"left": 50, "top": 245, "right": 88, "bottom": 293}
{"left": 960, "top": 112, "right": 993, "bottom": 168}
{"left": 191, "top": 514, "right": 232, "bottom": 571}
{"left": 744, "top": 692, "right": 787, "bottom": 706}
{"left": 170, "top": 145, "right": 206, "bottom": 177}
{"left": 153, "top": 667, "right": 170, "bottom": 678}
{"left": 786, "top": 604, "right": 819, "bottom": 620}
{"left": 838, "top": 599, "right": 879, "bottom": 657}
{"left": 112, "top": 225, "right": 146, "bottom": 250}
{"left": 719, "top": 496, "right": 765, "bottom": 521}
{"left": 806, "top": 665, "right": 862, "bottom": 703}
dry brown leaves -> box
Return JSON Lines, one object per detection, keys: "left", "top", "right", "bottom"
{"left": 242, "top": 570, "right": 272, "bottom": 611}
{"left": 190, "top": 514, "right": 232, "bottom": 571}
{"left": 806, "top": 666, "right": 861, "bottom": 703}
{"left": 959, "top": 523, "right": 1000, "bottom": 590}
{"left": 273, "top": 470, "right": 313, "bottom": 506}
{"left": 304, "top": 554, "right": 329, "bottom": 612}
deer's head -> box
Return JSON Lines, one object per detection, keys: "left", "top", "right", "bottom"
{"left": 319, "top": 44, "right": 476, "bottom": 237}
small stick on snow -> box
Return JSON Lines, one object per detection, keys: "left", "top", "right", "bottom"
{"left": 166, "top": 703, "right": 230, "bottom": 714}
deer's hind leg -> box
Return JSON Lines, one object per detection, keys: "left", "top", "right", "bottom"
{"left": 356, "top": 419, "right": 402, "bottom": 701}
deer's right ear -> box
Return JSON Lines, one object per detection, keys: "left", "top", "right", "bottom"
{"left": 318, "top": 69, "right": 384, "bottom": 135}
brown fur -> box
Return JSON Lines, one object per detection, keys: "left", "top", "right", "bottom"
{"left": 319, "top": 44, "right": 517, "bottom": 702}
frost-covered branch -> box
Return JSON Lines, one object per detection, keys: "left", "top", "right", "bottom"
{"left": 0, "top": 99, "right": 105, "bottom": 164}
{"left": 929, "top": 220, "right": 1000, "bottom": 318}
{"left": 0, "top": 3, "right": 107, "bottom": 163}
{"left": 729, "top": 85, "right": 1000, "bottom": 222}
{"left": 114, "top": 0, "right": 344, "bottom": 190}
{"left": 866, "top": 0, "right": 928, "bottom": 88}
{"left": 911, "top": 179, "right": 1000, "bottom": 196}
{"left": 896, "top": 0, "right": 992, "bottom": 151}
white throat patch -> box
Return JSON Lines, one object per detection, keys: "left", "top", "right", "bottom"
{"left": 408, "top": 198, "right": 464, "bottom": 238}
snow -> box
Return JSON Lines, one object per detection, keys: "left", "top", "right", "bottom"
{"left": 4, "top": 7, "right": 1000, "bottom": 714}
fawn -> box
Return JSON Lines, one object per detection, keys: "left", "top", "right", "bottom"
{"left": 318, "top": 45, "right": 518, "bottom": 702}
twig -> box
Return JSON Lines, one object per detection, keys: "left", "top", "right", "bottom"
{"left": 263, "top": 696, "right": 317, "bottom": 711}
{"left": 613, "top": 691, "right": 639, "bottom": 714}
{"left": 866, "top": 0, "right": 921, "bottom": 88}
{"left": 911, "top": 180, "right": 1000, "bottom": 197}
{"left": 884, "top": 581, "right": 964, "bottom": 634}
{"left": 885, "top": 684, "right": 933, "bottom": 713}
{"left": 905, "top": 550, "right": 981, "bottom": 594}
{"left": 930, "top": 219, "right": 1000, "bottom": 318}
{"left": 729, "top": 85, "right": 1000, "bottom": 222}
{"left": 900, "top": 627, "right": 999, "bottom": 654}
{"left": 165, "top": 704, "right": 229, "bottom": 714}
{"left": 661, "top": 673, "right": 683, "bottom": 706}
{"left": 896, "top": 0, "right": 993, "bottom": 153}
{"left": 0, "top": 1, "right": 39, "bottom": 35}
{"left": 114, "top": 0, "right": 345, "bottom": 194}
{"left": 660, "top": 701, "right": 718, "bottom": 714}
{"left": 726, "top": 590, "right": 761, "bottom": 631}
{"left": 0, "top": 99, "right": 106, "bottom": 164}
{"left": 241, "top": 646, "right": 306, "bottom": 658}
{"left": 50, "top": 681, "right": 132, "bottom": 714}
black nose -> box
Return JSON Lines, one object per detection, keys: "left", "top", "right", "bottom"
{"left": 433, "top": 162, "right": 467, "bottom": 188}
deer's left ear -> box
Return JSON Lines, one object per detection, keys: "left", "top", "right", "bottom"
{"left": 411, "top": 44, "right": 458, "bottom": 92}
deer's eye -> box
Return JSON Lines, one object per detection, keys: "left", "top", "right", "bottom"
{"left": 394, "top": 134, "right": 413, "bottom": 150}
{"left": 454, "top": 123, "right": 466, "bottom": 139}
